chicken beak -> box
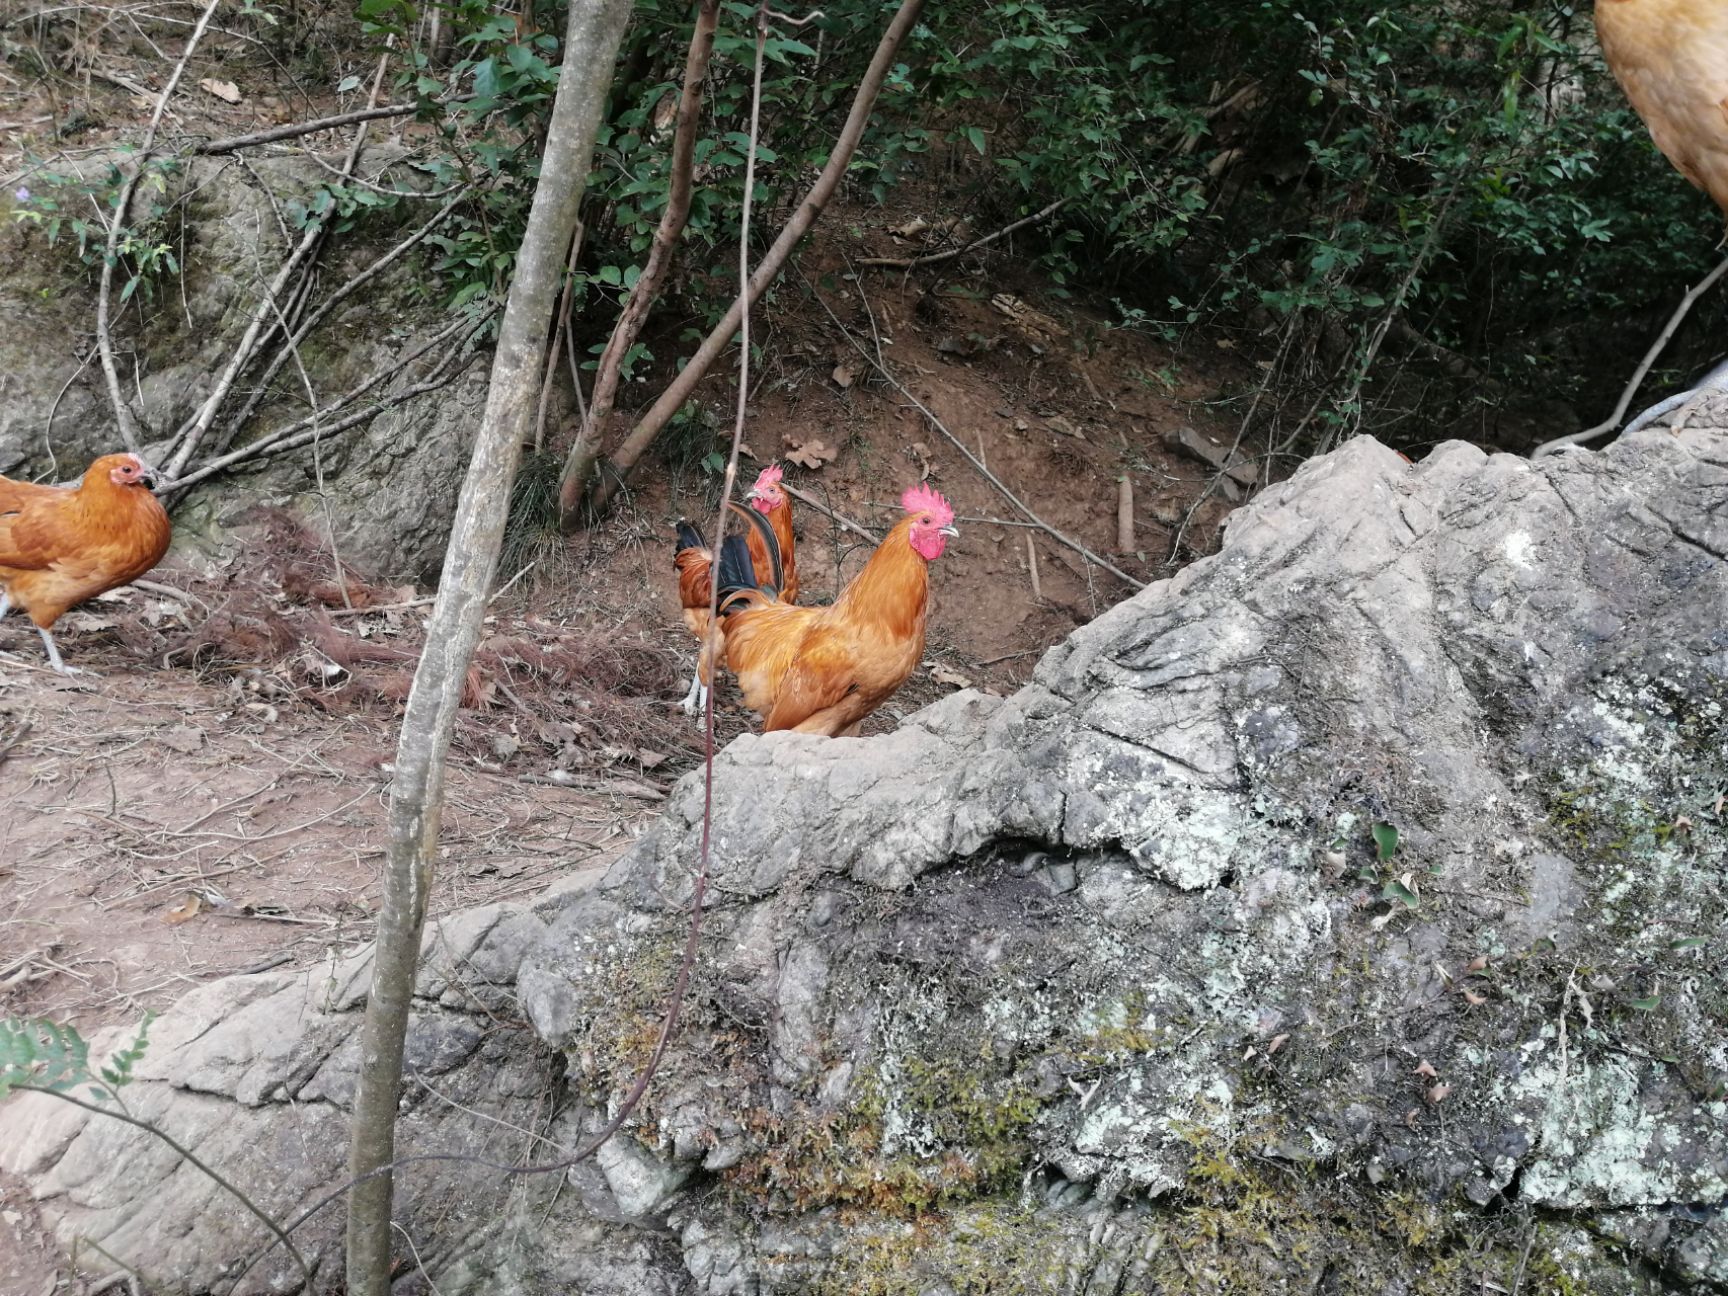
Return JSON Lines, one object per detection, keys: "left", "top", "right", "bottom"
{"left": 939, "top": 525, "right": 958, "bottom": 538}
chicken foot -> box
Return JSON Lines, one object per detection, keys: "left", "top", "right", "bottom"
{"left": 679, "top": 674, "right": 709, "bottom": 717}
{"left": 0, "top": 592, "right": 78, "bottom": 676}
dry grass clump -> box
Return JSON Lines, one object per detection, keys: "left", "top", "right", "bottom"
{"left": 79, "top": 508, "right": 703, "bottom": 775}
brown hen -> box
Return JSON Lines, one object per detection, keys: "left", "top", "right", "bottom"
{"left": 0, "top": 452, "right": 171, "bottom": 674}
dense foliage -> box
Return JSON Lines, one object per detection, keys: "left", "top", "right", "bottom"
{"left": 12, "top": 0, "right": 1720, "bottom": 451}
{"left": 379, "top": 0, "right": 1717, "bottom": 451}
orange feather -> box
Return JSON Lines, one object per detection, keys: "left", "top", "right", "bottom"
{"left": 1596, "top": 0, "right": 1728, "bottom": 218}
{"left": 718, "top": 487, "right": 955, "bottom": 736}
{"left": 672, "top": 466, "right": 799, "bottom": 701}
{"left": 0, "top": 453, "right": 171, "bottom": 628}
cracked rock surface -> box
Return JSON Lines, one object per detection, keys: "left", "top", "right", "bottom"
{"left": 5, "top": 429, "right": 1727, "bottom": 1293}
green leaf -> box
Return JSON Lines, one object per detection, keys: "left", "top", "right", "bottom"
{"left": 1381, "top": 878, "right": 1419, "bottom": 909}
{"left": 337, "top": 75, "right": 363, "bottom": 93}
{"left": 472, "top": 57, "right": 501, "bottom": 102}
{"left": 1628, "top": 994, "right": 1661, "bottom": 1012}
{"left": 1669, "top": 936, "right": 1707, "bottom": 951}
{"left": 1371, "top": 822, "right": 1399, "bottom": 861}
{"left": 963, "top": 125, "right": 987, "bottom": 155}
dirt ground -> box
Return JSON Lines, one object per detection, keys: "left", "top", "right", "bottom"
{"left": 0, "top": 255, "right": 1255, "bottom": 1014}
{"left": 0, "top": 255, "right": 1263, "bottom": 1287}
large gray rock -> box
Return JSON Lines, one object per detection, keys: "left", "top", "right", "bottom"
{"left": 516, "top": 427, "right": 1728, "bottom": 1292}
{"left": 4, "top": 427, "right": 1725, "bottom": 1294}
{"left": 0, "top": 153, "right": 484, "bottom": 580}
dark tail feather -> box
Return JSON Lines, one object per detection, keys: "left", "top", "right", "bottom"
{"left": 674, "top": 519, "right": 705, "bottom": 559}
{"left": 716, "top": 533, "right": 764, "bottom": 613}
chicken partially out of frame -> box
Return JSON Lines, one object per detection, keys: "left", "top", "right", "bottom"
{"left": 1596, "top": 0, "right": 1728, "bottom": 218}
{"left": 1588, "top": 0, "right": 1728, "bottom": 438}
{"left": 0, "top": 452, "right": 172, "bottom": 674}
{"left": 714, "top": 482, "right": 956, "bottom": 737}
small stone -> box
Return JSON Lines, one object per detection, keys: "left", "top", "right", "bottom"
{"left": 1040, "top": 861, "right": 1078, "bottom": 894}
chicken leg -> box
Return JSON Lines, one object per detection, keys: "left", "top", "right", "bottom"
{"left": 0, "top": 589, "right": 75, "bottom": 675}
{"left": 679, "top": 674, "right": 709, "bottom": 716}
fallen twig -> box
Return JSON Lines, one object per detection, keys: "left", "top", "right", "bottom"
{"left": 857, "top": 195, "right": 1071, "bottom": 270}
{"left": 194, "top": 103, "right": 422, "bottom": 155}
{"left": 782, "top": 483, "right": 880, "bottom": 544}
{"left": 330, "top": 597, "right": 437, "bottom": 619}
{"left": 209, "top": 909, "right": 333, "bottom": 926}
{"left": 229, "top": 953, "right": 295, "bottom": 976}
{"left": 974, "top": 648, "right": 1039, "bottom": 666}
{"left": 129, "top": 577, "right": 209, "bottom": 611}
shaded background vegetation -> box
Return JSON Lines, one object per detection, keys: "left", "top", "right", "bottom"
{"left": 567, "top": 0, "right": 1725, "bottom": 457}
{"left": 9, "top": 0, "right": 1721, "bottom": 464}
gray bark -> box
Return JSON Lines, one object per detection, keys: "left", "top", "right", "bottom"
{"left": 342, "top": 2, "right": 635, "bottom": 1291}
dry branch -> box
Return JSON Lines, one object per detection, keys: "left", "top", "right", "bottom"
{"left": 194, "top": 103, "right": 422, "bottom": 154}
{"left": 857, "top": 195, "right": 1071, "bottom": 270}
{"left": 557, "top": 0, "right": 719, "bottom": 520}
{"left": 163, "top": 44, "right": 406, "bottom": 480}
{"left": 1533, "top": 254, "right": 1728, "bottom": 457}
{"left": 535, "top": 224, "right": 585, "bottom": 453}
{"left": 198, "top": 186, "right": 473, "bottom": 465}
{"left": 163, "top": 313, "right": 483, "bottom": 495}
{"left": 583, "top": 0, "right": 927, "bottom": 515}
{"left": 783, "top": 483, "right": 879, "bottom": 544}
{"left": 95, "top": 0, "right": 221, "bottom": 452}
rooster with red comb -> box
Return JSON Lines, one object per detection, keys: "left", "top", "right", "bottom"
{"left": 713, "top": 482, "right": 956, "bottom": 736}
{"left": 671, "top": 462, "right": 800, "bottom": 716}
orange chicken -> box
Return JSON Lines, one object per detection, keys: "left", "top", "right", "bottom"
{"left": 1596, "top": 0, "right": 1728, "bottom": 219}
{"left": 715, "top": 482, "right": 956, "bottom": 736}
{"left": 0, "top": 452, "right": 171, "bottom": 674}
{"left": 1584, "top": 0, "right": 1728, "bottom": 440}
{"left": 672, "top": 463, "right": 799, "bottom": 715}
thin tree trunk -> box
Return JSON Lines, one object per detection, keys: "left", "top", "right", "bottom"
{"left": 585, "top": 0, "right": 926, "bottom": 515}
{"left": 558, "top": 0, "right": 719, "bottom": 527}
{"left": 342, "top": 2, "right": 633, "bottom": 1291}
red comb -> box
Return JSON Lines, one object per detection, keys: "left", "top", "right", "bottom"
{"left": 754, "top": 463, "right": 783, "bottom": 487}
{"left": 900, "top": 481, "right": 953, "bottom": 526}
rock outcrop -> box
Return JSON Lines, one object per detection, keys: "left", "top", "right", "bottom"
{"left": 4, "top": 428, "right": 1725, "bottom": 1294}
{"left": 0, "top": 155, "right": 487, "bottom": 580}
